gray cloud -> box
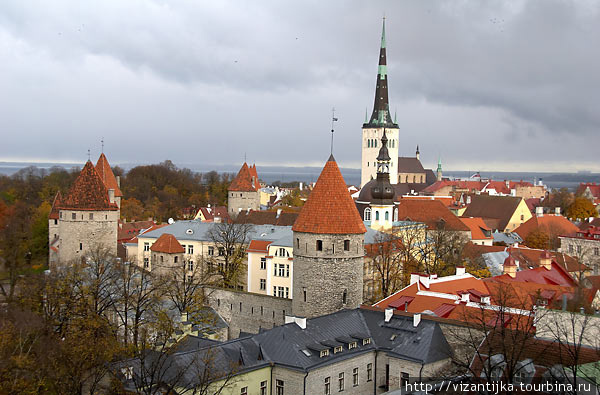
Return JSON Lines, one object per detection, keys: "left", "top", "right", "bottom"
{"left": 0, "top": 0, "right": 598, "bottom": 172}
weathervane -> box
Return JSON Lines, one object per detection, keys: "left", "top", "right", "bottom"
{"left": 330, "top": 107, "right": 338, "bottom": 155}
{"left": 87, "top": 149, "right": 91, "bottom": 161}
{"left": 101, "top": 137, "right": 104, "bottom": 154}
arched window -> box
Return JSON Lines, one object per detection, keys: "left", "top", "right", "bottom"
{"left": 394, "top": 208, "right": 398, "bottom": 222}
{"left": 385, "top": 211, "right": 389, "bottom": 221}
{"left": 374, "top": 140, "right": 377, "bottom": 148}
{"left": 367, "top": 139, "right": 371, "bottom": 148}
{"left": 375, "top": 211, "right": 379, "bottom": 221}
{"left": 413, "top": 175, "right": 416, "bottom": 183}
{"left": 364, "top": 208, "right": 371, "bottom": 221}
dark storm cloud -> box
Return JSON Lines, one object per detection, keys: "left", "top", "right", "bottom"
{"left": 0, "top": 0, "right": 598, "bottom": 171}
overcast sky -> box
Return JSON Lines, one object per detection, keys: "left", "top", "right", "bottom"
{"left": 1, "top": 0, "right": 599, "bottom": 172}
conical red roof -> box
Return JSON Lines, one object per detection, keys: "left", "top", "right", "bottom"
{"left": 49, "top": 191, "right": 62, "bottom": 220}
{"left": 59, "top": 161, "right": 119, "bottom": 211}
{"left": 293, "top": 155, "right": 366, "bottom": 234}
{"left": 95, "top": 153, "right": 123, "bottom": 197}
{"left": 229, "top": 162, "right": 260, "bottom": 192}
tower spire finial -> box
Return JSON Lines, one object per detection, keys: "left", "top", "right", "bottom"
{"left": 101, "top": 137, "right": 104, "bottom": 154}
{"left": 330, "top": 107, "right": 338, "bottom": 155}
{"left": 367, "top": 17, "right": 393, "bottom": 126}
{"left": 87, "top": 149, "right": 91, "bottom": 161}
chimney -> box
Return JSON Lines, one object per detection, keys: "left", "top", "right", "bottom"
{"left": 420, "top": 274, "right": 430, "bottom": 289}
{"left": 276, "top": 209, "right": 282, "bottom": 218}
{"left": 466, "top": 195, "right": 472, "bottom": 204}
{"left": 413, "top": 313, "right": 421, "bottom": 327}
{"left": 116, "top": 175, "right": 121, "bottom": 188}
{"left": 285, "top": 316, "right": 295, "bottom": 324}
{"left": 460, "top": 292, "right": 470, "bottom": 303}
{"left": 540, "top": 250, "right": 552, "bottom": 270}
{"left": 504, "top": 256, "right": 517, "bottom": 278}
{"left": 299, "top": 182, "right": 303, "bottom": 191}
{"left": 555, "top": 207, "right": 561, "bottom": 215}
{"left": 108, "top": 189, "right": 115, "bottom": 204}
{"left": 535, "top": 206, "right": 543, "bottom": 217}
{"left": 410, "top": 273, "right": 420, "bottom": 285}
{"left": 456, "top": 266, "right": 466, "bottom": 276}
{"left": 385, "top": 308, "right": 394, "bottom": 323}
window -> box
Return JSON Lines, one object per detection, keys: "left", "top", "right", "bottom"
{"left": 277, "top": 286, "right": 285, "bottom": 298}
{"left": 89, "top": 213, "right": 93, "bottom": 220}
{"left": 54, "top": 219, "right": 58, "bottom": 225}
{"left": 364, "top": 208, "right": 371, "bottom": 221}
{"left": 174, "top": 256, "right": 178, "bottom": 263}
{"left": 285, "top": 287, "right": 289, "bottom": 298}
{"left": 316, "top": 240, "right": 323, "bottom": 251}
{"left": 348, "top": 341, "right": 357, "bottom": 350}
{"left": 338, "top": 372, "right": 344, "bottom": 391}
{"left": 325, "top": 377, "right": 331, "bottom": 395}
{"left": 276, "top": 379, "right": 284, "bottom": 395}
{"left": 188, "top": 245, "right": 194, "bottom": 254}
{"left": 241, "top": 387, "right": 247, "bottom": 395}
{"left": 144, "top": 242, "right": 150, "bottom": 252}
{"left": 375, "top": 211, "right": 379, "bottom": 221}
{"left": 160, "top": 255, "right": 164, "bottom": 263}
{"left": 334, "top": 346, "right": 343, "bottom": 354}
{"left": 277, "top": 248, "right": 288, "bottom": 257}
{"left": 260, "top": 381, "right": 267, "bottom": 395}
{"left": 219, "top": 247, "right": 225, "bottom": 256}
{"left": 79, "top": 243, "right": 83, "bottom": 251}
{"left": 577, "top": 245, "right": 582, "bottom": 253}
{"left": 385, "top": 211, "right": 389, "bottom": 221}
{"left": 286, "top": 264, "right": 290, "bottom": 277}
{"left": 72, "top": 212, "right": 76, "bottom": 220}
{"left": 353, "top": 368, "right": 359, "bottom": 386}
{"left": 344, "top": 240, "right": 350, "bottom": 251}
{"left": 260, "top": 257, "right": 266, "bottom": 269}
{"left": 188, "top": 261, "right": 194, "bottom": 271}
{"left": 320, "top": 349, "right": 329, "bottom": 358}
{"left": 342, "top": 289, "right": 347, "bottom": 304}
{"left": 569, "top": 245, "right": 574, "bottom": 253}
{"left": 278, "top": 264, "right": 286, "bottom": 277}
{"left": 303, "top": 287, "right": 307, "bottom": 302}
{"left": 208, "top": 246, "right": 214, "bottom": 256}
{"left": 521, "top": 214, "right": 525, "bottom": 221}
{"left": 143, "top": 257, "right": 149, "bottom": 268}
{"left": 260, "top": 279, "right": 266, "bottom": 290}
{"left": 273, "top": 286, "right": 277, "bottom": 297}
{"left": 59, "top": 212, "right": 62, "bottom": 219}
{"left": 297, "top": 238, "right": 300, "bottom": 248}
{"left": 363, "top": 338, "right": 371, "bottom": 345}
{"left": 367, "top": 363, "right": 373, "bottom": 381}
{"left": 595, "top": 248, "right": 599, "bottom": 256}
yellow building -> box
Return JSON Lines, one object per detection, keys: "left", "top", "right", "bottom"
{"left": 246, "top": 235, "right": 293, "bottom": 298}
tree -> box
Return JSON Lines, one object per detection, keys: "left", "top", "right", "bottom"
{"left": 524, "top": 229, "right": 550, "bottom": 250}
{"left": 121, "top": 197, "right": 145, "bottom": 221}
{"left": 161, "top": 256, "right": 212, "bottom": 317}
{"left": 364, "top": 232, "right": 404, "bottom": 302}
{"left": 280, "top": 189, "right": 304, "bottom": 207}
{"left": 204, "top": 221, "right": 254, "bottom": 289}
{"left": 566, "top": 197, "right": 597, "bottom": 221}
{"left": 544, "top": 188, "right": 575, "bottom": 214}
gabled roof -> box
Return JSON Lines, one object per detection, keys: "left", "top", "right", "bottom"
{"left": 513, "top": 215, "right": 578, "bottom": 241}
{"left": 246, "top": 240, "right": 273, "bottom": 253}
{"left": 150, "top": 233, "right": 185, "bottom": 254}
{"left": 118, "top": 220, "right": 156, "bottom": 242}
{"left": 397, "top": 157, "right": 425, "bottom": 174}
{"left": 59, "top": 161, "right": 119, "bottom": 211}
{"left": 487, "top": 261, "right": 577, "bottom": 288}
{"left": 95, "top": 153, "right": 123, "bottom": 197}
{"left": 462, "top": 195, "right": 524, "bottom": 231}
{"left": 237, "top": 210, "right": 299, "bottom": 227}
{"left": 49, "top": 191, "right": 62, "bottom": 220}
{"left": 460, "top": 217, "right": 493, "bottom": 240}
{"left": 395, "top": 200, "right": 469, "bottom": 231}
{"left": 196, "top": 206, "right": 230, "bottom": 222}
{"left": 229, "top": 163, "right": 260, "bottom": 192}
{"left": 293, "top": 155, "right": 366, "bottom": 234}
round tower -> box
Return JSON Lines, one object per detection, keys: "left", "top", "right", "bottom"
{"left": 292, "top": 155, "right": 367, "bottom": 318}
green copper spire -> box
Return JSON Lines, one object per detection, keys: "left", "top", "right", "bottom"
{"left": 437, "top": 156, "right": 443, "bottom": 172}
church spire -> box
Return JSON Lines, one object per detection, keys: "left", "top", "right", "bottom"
{"left": 367, "top": 18, "right": 396, "bottom": 127}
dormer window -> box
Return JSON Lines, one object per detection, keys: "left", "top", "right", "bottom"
{"left": 334, "top": 346, "right": 343, "bottom": 354}
{"left": 348, "top": 341, "right": 357, "bottom": 350}
{"left": 320, "top": 349, "right": 329, "bottom": 358}
{"left": 363, "top": 338, "right": 371, "bottom": 345}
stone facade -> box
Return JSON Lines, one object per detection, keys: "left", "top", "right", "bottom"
{"left": 292, "top": 232, "right": 364, "bottom": 318}
{"left": 306, "top": 351, "right": 377, "bottom": 395}
{"left": 228, "top": 190, "right": 260, "bottom": 216}
{"left": 57, "top": 209, "right": 119, "bottom": 264}
{"left": 362, "top": 127, "right": 399, "bottom": 187}
{"left": 205, "top": 287, "right": 292, "bottom": 339}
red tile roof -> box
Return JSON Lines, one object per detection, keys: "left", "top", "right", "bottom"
{"left": 59, "top": 161, "right": 119, "bottom": 211}
{"left": 49, "top": 191, "right": 62, "bottom": 220}
{"left": 150, "top": 233, "right": 184, "bottom": 254}
{"left": 460, "top": 217, "right": 493, "bottom": 240}
{"left": 577, "top": 183, "right": 600, "bottom": 198}
{"left": 513, "top": 214, "right": 578, "bottom": 241}
{"left": 462, "top": 195, "right": 524, "bottom": 231}
{"left": 247, "top": 240, "right": 274, "bottom": 253}
{"left": 229, "top": 163, "right": 260, "bottom": 192}
{"left": 237, "top": 210, "right": 299, "bottom": 226}
{"left": 95, "top": 153, "right": 123, "bottom": 197}
{"left": 487, "top": 261, "right": 577, "bottom": 287}
{"left": 118, "top": 220, "right": 156, "bottom": 242}
{"left": 293, "top": 155, "right": 366, "bottom": 234}
{"left": 395, "top": 200, "right": 470, "bottom": 231}
{"left": 197, "top": 206, "right": 230, "bottom": 222}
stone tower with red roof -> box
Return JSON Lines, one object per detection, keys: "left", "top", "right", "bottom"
{"left": 54, "top": 161, "right": 119, "bottom": 265}
{"left": 95, "top": 153, "right": 123, "bottom": 209}
{"left": 228, "top": 162, "right": 260, "bottom": 216}
{"left": 292, "top": 155, "right": 367, "bottom": 318}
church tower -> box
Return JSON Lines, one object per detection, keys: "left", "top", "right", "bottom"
{"left": 292, "top": 155, "right": 367, "bottom": 318}
{"left": 361, "top": 18, "right": 400, "bottom": 187}
{"left": 369, "top": 131, "right": 396, "bottom": 230}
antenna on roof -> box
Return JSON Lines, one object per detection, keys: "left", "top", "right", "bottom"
{"left": 330, "top": 107, "right": 338, "bottom": 155}
{"left": 101, "top": 137, "right": 104, "bottom": 154}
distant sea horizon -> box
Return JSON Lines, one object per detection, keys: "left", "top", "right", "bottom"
{"left": 1, "top": 161, "right": 598, "bottom": 191}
